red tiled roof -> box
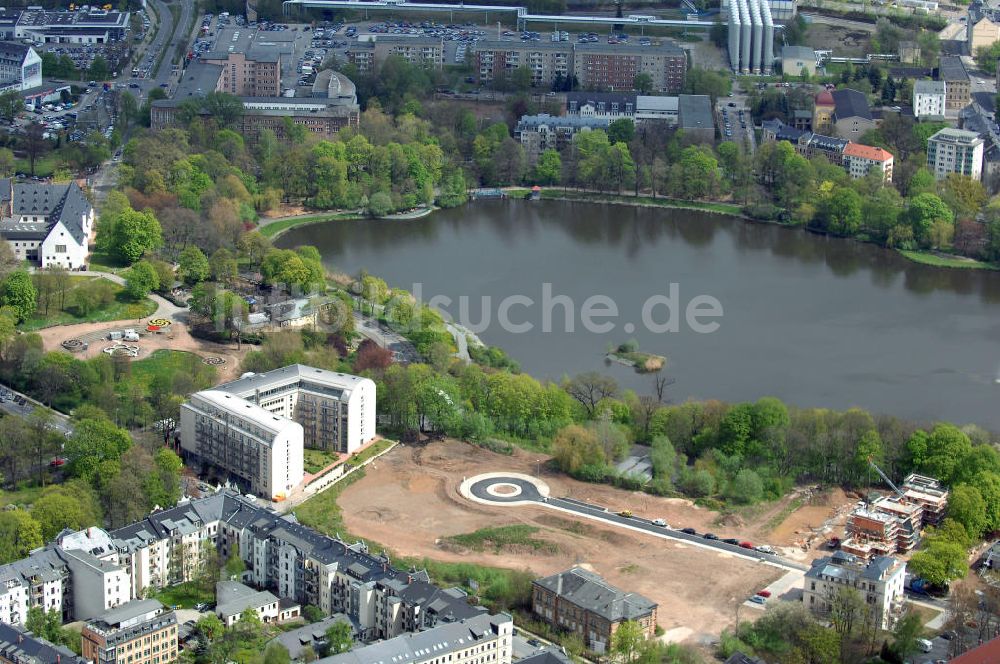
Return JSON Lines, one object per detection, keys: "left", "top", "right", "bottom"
{"left": 951, "top": 637, "right": 1000, "bottom": 664}
{"left": 815, "top": 90, "right": 834, "bottom": 106}
{"left": 843, "top": 142, "right": 893, "bottom": 162}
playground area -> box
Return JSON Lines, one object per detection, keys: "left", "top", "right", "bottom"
{"left": 40, "top": 315, "right": 248, "bottom": 381}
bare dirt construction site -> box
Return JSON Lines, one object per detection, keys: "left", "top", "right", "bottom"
{"left": 337, "top": 439, "right": 789, "bottom": 644}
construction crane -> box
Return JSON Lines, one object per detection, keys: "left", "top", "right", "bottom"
{"left": 867, "top": 456, "right": 904, "bottom": 498}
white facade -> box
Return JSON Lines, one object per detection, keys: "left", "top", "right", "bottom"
{"left": 62, "top": 550, "right": 131, "bottom": 621}
{"left": 214, "top": 365, "right": 377, "bottom": 455}
{"left": 635, "top": 95, "right": 679, "bottom": 124}
{"left": 0, "top": 182, "right": 94, "bottom": 269}
{"left": 180, "top": 390, "right": 305, "bottom": 500}
{"left": 913, "top": 80, "right": 946, "bottom": 119}
{"left": 927, "top": 127, "right": 984, "bottom": 180}
{"left": 728, "top": 0, "right": 774, "bottom": 74}
{"left": 0, "top": 43, "right": 41, "bottom": 91}
{"left": 802, "top": 553, "right": 905, "bottom": 630}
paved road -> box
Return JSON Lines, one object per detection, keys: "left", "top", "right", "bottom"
{"left": 0, "top": 383, "right": 73, "bottom": 435}
{"left": 466, "top": 475, "right": 809, "bottom": 572}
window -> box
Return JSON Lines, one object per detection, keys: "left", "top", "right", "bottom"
{"left": 55, "top": 244, "right": 66, "bottom": 253}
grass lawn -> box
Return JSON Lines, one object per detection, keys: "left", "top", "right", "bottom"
{"left": 14, "top": 154, "right": 61, "bottom": 178}
{"left": 347, "top": 438, "right": 394, "bottom": 466}
{"left": 21, "top": 277, "right": 156, "bottom": 331}
{"left": 444, "top": 524, "right": 557, "bottom": 554}
{"left": 0, "top": 483, "right": 48, "bottom": 509}
{"left": 154, "top": 581, "right": 214, "bottom": 609}
{"left": 86, "top": 249, "right": 128, "bottom": 274}
{"left": 259, "top": 212, "right": 362, "bottom": 240}
{"left": 898, "top": 250, "right": 998, "bottom": 271}
{"left": 304, "top": 448, "right": 340, "bottom": 474}
{"left": 131, "top": 350, "right": 218, "bottom": 392}
{"left": 293, "top": 468, "right": 367, "bottom": 538}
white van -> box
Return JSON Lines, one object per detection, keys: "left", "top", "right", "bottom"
{"left": 917, "top": 638, "right": 933, "bottom": 653}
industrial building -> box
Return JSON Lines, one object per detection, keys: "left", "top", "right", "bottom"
{"left": 727, "top": 0, "right": 774, "bottom": 74}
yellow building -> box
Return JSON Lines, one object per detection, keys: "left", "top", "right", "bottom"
{"left": 813, "top": 90, "right": 836, "bottom": 134}
{"left": 969, "top": 15, "right": 1000, "bottom": 53}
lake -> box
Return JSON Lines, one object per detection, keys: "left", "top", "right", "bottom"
{"left": 277, "top": 200, "right": 1000, "bottom": 429}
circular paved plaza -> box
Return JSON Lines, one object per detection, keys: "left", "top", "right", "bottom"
{"left": 459, "top": 472, "right": 551, "bottom": 507}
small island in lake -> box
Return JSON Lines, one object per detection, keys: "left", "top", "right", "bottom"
{"left": 605, "top": 340, "right": 666, "bottom": 374}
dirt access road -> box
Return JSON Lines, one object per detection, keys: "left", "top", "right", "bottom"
{"left": 337, "top": 439, "right": 785, "bottom": 644}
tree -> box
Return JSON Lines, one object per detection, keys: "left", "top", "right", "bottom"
{"left": 31, "top": 482, "right": 102, "bottom": 541}
{"left": 0, "top": 509, "right": 42, "bottom": 564}
{"left": 224, "top": 542, "right": 246, "bottom": 581}
{"left": 552, "top": 424, "right": 605, "bottom": 474}
{"left": 728, "top": 468, "right": 764, "bottom": 504}
{"left": 178, "top": 246, "right": 211, "bottom": 285}
{"left": 907, "top": 193, "right": 954, "bottom": 249}
{"left": 0, "top": 90, "right": 22, "bottom": 123}
{"left": 196, "top": 613, "right": 225, "bottom": 641}
{"left": 611, "top": 619, "right": 645, "bottom": 664}
{"left": 891, "top": 610, "right": 924, "bottom": 660}
{"left": 634, "top": 72, "right": 654, "bottom": 94}
{"left": 202, "top": 92, "right": 245, "bottom": 127}
{"left": 325, "top": 621, "right": 353, "bottom": 655}
{"left": 355, "top": 338, "right": 393, "bottom": 372}
{"left": 88, "top": 55, "right": 109, "bottom": 81}
{"left": 368, "top": 191, "right": 393, "bottom": 217}
{"left": 827, "top": 586, "right": 864, "bottom": 636}
{"left": 608, "top": 118, "right": 636, "bottom": 145}
{"left": 110, "top": 208, "right": 164, "bottom": 264}
{"left": 21, "top": 123, "right": 49, "bottom": 176}
{"left": 563, "top": 372, "right": 618, "bottom": 417}
{"left": 263, "top": 643, "right": 291, "bottom": 664}
{"left": 817, "top": 187, "right": 863, "bottom": 236}
{"left": 909, "top": 538, "right": 968, "bottom": 587}
{"left": 948, "top": 484, "right": 988, "bottom": 539}
{"left": 125, "top": 260, "right": 159, "bottom": 300}
{"left": 534, "top": 149, "right": 561, "bottom": 185}
{"left": 1, "top": 271, "right": 36, "bottom": 322}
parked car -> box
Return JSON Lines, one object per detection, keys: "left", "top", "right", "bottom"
{"left": 651, "top": 518, "right": 668, "bottom": 527}
{"left": 757, "top": 590, "right": 771, "bottom": 598}
{"left": 739, "top": 541, "right": 753, "bottom": 549}
{"left": 617, "top": 509, "right": 633, "bottom": 518}
{"left": 723, "top": 538, "right": 739, "bottom": 545}
{"left": 749, "top": 595, "right": 766, "bottom": 604}
{"left": 703, "top": 533, "right": 718, "bottom": 540}
{"left": 754, "top": 544, "right": 776, "bottom": 554}
{"left": 680, "top": 527, "right": 697, "bottom": 535}
{"left": 917, "top": 639, "right": 933, "bottom": 653}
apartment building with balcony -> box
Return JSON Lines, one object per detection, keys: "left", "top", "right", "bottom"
{"left": 213, "top": 365, "right": 377, "bottom": 455}
{"left": 842, "top": 143, "right": 894, "bottom": 183}
{"left": 515, "top": 114, "right": 610, "bottom": 164}
{"left": 927, "top": 127, "right": 984, "bottom": 180}
{"left": 81, "top": 600, "right": 177, "bottom": 664}
{"left": 179, "top": 390, "right": 305, "bottom": 501}
{"left": 201, "top": 51, "right": 282, "bottom": 97}
{"left": 802, "top": 552, "right": 906, "bottom": 630}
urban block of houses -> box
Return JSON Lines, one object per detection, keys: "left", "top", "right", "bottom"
{"left": 812, "top": 89, "right": 876, "bottom": 138}
{"left": 215, "top": 580, "right": 300, "bottom": 626}
{"left": 151, "top": 59, "right": 360, "bottom": 141}
{"left": 531, "top": 567, "right": 657, "bottom": 654}
{"left": 0, "top": 622, "right": 89, "bottom": 664}
{"left": 938, "top": 56, "right": 971, "bottom": 113}
{"left": 179, "top": 365, "right": 377, "bottom": 500}
{"left": 802, "top": 552, "right": 906, "bottom": 630}
{"left": 959, "top": 100, "right": 1000, "bottom": 193}
{"left": 0, "top": 489, "right": 494, "bottom": 651}
{"left": 0, "top": 8, "right": 130, "bottom": 44}
{"left": 760, "top": 119, "right": 888, "bottom": 180}
{"left": 81, "top": 599, "right": 177, "bottom": 664}
{"left": 968, "top": 1, "right": 1000, "bottom": 53}
{"left": 0, "top": 180, "right": 94, "bottom": 269}
{"left": 926, "top": 127, "right": 985, "bottom": 181}
{"left": 912, "top": 79, "right": 946, "bottom": 120}
{"left": 565, "top": 91, "right": 635, "bottom": 120}
{"left": 314, "top": 612, "right": 513, "bottom": 664}
{"left": 515, "top": 114, "right": 610, "bottom": 164}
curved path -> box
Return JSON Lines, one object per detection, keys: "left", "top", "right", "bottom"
{"left": 78, "top": 271, "right": 187, "bottom": 321}
{"left": 460, "top": 473, "right": 809, "bottom": 573}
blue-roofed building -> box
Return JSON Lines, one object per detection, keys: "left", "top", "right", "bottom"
{"left": 802, "top": 553, "right": 905, "bottom": 630}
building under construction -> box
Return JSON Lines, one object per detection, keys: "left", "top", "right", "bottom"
{"left": 841, "top": 473, "right": 949, "bottom": 560}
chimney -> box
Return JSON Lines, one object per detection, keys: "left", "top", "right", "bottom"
{"left": 56, "top": 655, "right": 60, "bottom": 664}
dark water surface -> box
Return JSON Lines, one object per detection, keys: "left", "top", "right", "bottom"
{"left": 277, "top": 199, "right": 1000, "bottom": 428}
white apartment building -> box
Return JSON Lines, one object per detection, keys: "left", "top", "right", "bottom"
{"left": 912, "top": 80, "right": 946, "bottom": 119}
{"left": 0, "top": 42, "right": 40, "bottom": 91}
{"left": 802, "top": 552, "right": 906, "bottom": 630}
{"left": 315, "top": 612, "right": 514, "bottom": 664}
{"left": 180, "top": 390, "right": 305, "bottom": 501}
{"left": 926, "top": 127, "right": 984, "bottom": 180}
{"left": 214, "top": 365, "right": 377, "bottom": 455}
